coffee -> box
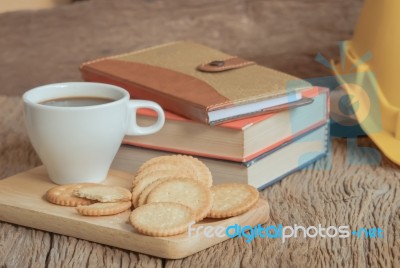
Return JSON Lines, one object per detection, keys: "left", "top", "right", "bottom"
{"left": 24, "top": 82, "right": 164, "bottom": 184}
{"left": 40, "top": 97, "right": 114, "bottom": 107}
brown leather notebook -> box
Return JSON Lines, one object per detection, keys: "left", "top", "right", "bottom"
{"left": 80, "top": 41, "right": 312, "bottom": 125}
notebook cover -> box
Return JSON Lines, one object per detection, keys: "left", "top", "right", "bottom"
{"left": 80, "top": 41, "right": 310, "bottom": 124}
{"left": 135, "top": 86, "right": 323, "bottom": 130}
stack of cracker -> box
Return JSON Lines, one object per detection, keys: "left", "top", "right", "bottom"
{"left": 45, "top": 155, "right": 260, "bottom": 237}
{"left": 129, "top": 155, "right": 260, "bottom": 236}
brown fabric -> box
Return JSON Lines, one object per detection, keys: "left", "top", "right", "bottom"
{"left": 103, "top": 41, "right": 306, "bottom": 107}
{"left": 197, "top": 56, "right": 255, "bottom": 72}
{"left": 81, "top": 58, "right": 230, "bottom": 123}
{"left": 81, "top": 41, "right": 314, "bottom": 125}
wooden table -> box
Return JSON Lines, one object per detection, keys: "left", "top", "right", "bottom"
{"left": 1, "top": 95, "right": 399, "bottom": 267}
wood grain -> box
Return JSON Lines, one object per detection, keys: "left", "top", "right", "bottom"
{"left": 0, "top": 166, "right": 269, "bottom": 259}
{"left": 1, "top": 95, "right": 399, "bottom": 267}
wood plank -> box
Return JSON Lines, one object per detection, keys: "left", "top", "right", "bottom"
{"left": 0, "top": 166, "right": 269, "bottom": 259}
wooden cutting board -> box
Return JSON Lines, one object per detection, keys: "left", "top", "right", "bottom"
{"left": 0, "top": 166, "right": 270, "bottom": 259}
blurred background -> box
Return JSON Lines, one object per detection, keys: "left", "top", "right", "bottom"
{"left": 0, "top": 0, "right": 362, "bottom": 95}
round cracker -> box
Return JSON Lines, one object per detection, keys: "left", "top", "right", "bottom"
{"left": 137, "top": 177, "right": 170, "bottom": 207}
{"left": 131, "top": 170, "right": 194, "bottom": 207}
{"left": 186, "top": 155, "right": 213, "bottom": 187}
{"left": 208, "top": 183, "right": 259, "bottom": 218}
{"left": 74, "top": 185, "right": 131, "bottom": 203}
{"left": 137, "top": 155, "right": 181, "bottom": 172}
{"left": 46, "top": 183, "right": 96, "bottom": 207}
{"left": 136, "top": 155, "right": 212, "bottom": 187}
{"left": 132, "top": 165, "right": 196, "bottom": 188}
{"left": 129, "top": 202, "right": 195, "bottom": 236}
{"left": 135, "top": 173, "right": 211, "bottom": 208}
{"left": 147, "top": 178, "right": 212, "bottom": 222}
{"left": 76, "top": 201, "right": 132, "bottom": 216}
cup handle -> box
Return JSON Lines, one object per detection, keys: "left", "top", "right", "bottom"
{"left": 126, "top": 100, "right": 165, "bottom": 135}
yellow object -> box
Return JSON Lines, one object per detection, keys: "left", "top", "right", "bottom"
{"left": 332, "top": 0, "right": 400, "bottom": 165}
{"left": 0, "top": 0, "right": 71, "bottom": 14}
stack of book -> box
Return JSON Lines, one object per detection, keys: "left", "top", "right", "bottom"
{"left": 80, "top": 41, "right": 329, "bottom": 189}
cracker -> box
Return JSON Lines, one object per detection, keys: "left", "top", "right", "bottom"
{"left": 147, "top": 178, "right": 212, "bottom": 222}
{"left": 137, "top": 177, "right": 170, "bottom": 207}
{"left": 46, "top": 183, "right": 96, "bottom": 207}
{"left": 129, "top": 202, "right": 195, "bottom": 236}
{"left": 131, "top": 170, "right": 193, "bottom": 207}
{"left": 136, "top": 155, "right": 212, "bottom": 187}
{"left": 76, "top": 201, "right": 132, "bottom": 216}
{"left": 132, "top": 166, "right": 195, "bottom": 188}
{"left": 74, "top": 185, "right": 131, "bottom": 202}
{"left": 137, "top": 155, "right": 181, "bottom": 172}
{"left": 186, "top": 155, "right": 213, "bottom": 187}
{"left": 207, "top": 183, "right": 259, "bottom": 218}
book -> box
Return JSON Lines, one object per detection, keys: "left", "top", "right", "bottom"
{"left": 124, "top": 87, "right": 329, "bottom": 162}
{"left": 111, "top": 124, "right": 329, "bottom": 189}
{"left": 80, "top": 41, "right": 312, "bottom": 125}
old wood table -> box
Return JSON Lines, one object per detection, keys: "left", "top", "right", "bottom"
{"left": 1, "top": 96, "right": 399, "bottom": 267}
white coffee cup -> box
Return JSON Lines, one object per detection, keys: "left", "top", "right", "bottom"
{"left": 23, "top": 82, "right": 165, "bottom": 185}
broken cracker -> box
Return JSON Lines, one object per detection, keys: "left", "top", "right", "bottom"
{"left": 74, "top": 185, "right": 131, "bottom": 202}
{"left": 46, "top": 183, "right": 96, "bottom": 207}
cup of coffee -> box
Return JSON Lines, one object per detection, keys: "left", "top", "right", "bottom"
{"left": 23, "top": 82, "right": 165, "bottom": 185}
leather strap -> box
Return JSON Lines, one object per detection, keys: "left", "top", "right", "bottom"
{"left": 197, "top": 56, "right": 255, "bottom": 73}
